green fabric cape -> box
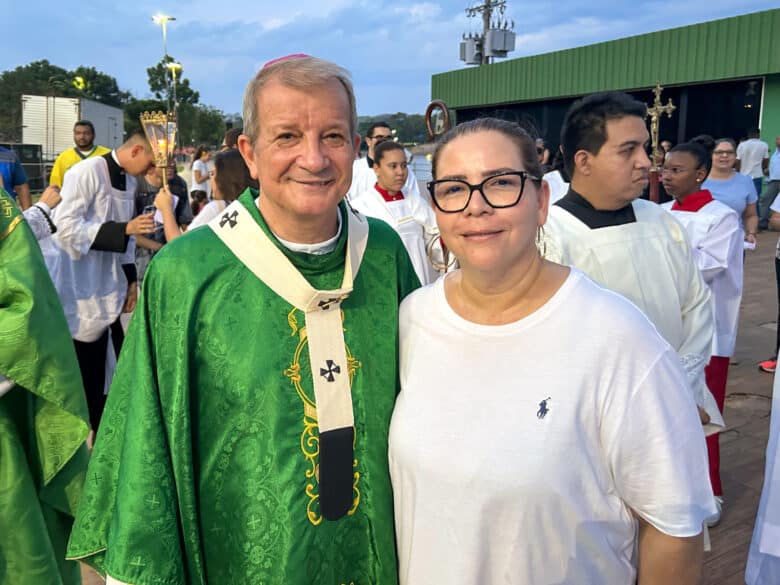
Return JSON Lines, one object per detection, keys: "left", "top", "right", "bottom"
{"left": 0, "top": 188, "right": 90, "bottom": 585}
{"left": 67, "top": 190, "right": 420, "bottom": 584}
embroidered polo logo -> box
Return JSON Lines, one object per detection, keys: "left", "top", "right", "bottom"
{"left": 220, "top": 210, "right": 239, "bottom": 228}
{"left": 537, "top": 397, "right": 551, "bottom": 419}
{"left": 320, "top": 359, "right": 341, "bottom": 382}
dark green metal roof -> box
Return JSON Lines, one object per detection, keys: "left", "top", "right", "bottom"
{"left": 432, "top": 9, "right": 780, "bottom": 109}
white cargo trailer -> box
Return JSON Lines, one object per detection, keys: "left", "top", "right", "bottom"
{"left": 21, "top": 94, "right": 123, "bottom": 160}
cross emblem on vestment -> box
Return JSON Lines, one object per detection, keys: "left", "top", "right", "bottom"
{"left": 146, "top": 494, "right": 160, "bottom": 506}
{"left": 320, "top": 359, "right": 341, "bottom": 382}
{"left": 220, "top": 210, "right": 239, "bottom": 228}
{"left": 130, "top": 556, "right": 144, "bottom": 568}
{"left": 317, "top": 296, "right": 346, "bottom": 311}
{"left": 247, "top": 516, "right": 262, "bottom": 530}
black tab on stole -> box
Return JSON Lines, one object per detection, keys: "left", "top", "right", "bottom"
{"left": 318, "top": 426, "right": 354, "bottom": 520}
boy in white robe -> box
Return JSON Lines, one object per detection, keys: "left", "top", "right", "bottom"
{"left": 42, "top": 128, "right": 156, "bottom": 431}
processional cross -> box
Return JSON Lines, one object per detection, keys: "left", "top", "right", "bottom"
{"left": 646, "top": 82, "right": 676, "bottom": 165}
{"left": 645, "top": 82, "right": 676, "bottom": 202}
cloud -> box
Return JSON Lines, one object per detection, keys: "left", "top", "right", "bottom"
{"left": 392, "top": 2, "right": 442, "bottom": 24}
{"left": 2, "top": 0, "right": 778, "bottom": 119}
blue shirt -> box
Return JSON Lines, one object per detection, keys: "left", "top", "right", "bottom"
{"left": 703, "top": 172, "right": 757, "bottom": 227}
{"left": 769, "top": 149, "right": 780, "bottom": 181}
{"left": 0, "top": 147, "right": 28, "bottom": 200}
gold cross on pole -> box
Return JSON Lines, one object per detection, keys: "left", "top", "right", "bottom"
{"left": 645, "top": 81, "right": 676, "bottom": 165}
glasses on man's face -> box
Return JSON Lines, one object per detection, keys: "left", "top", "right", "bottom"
{"left": 713, "top": 150, "right": 735, "bottom": 156}
{"left": 370, "top": 134, "right": 392, "bottom": 141}
{"left": 427, "top": 171, "right": 541, "bottom": 213}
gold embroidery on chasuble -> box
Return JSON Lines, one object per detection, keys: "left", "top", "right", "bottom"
{"left": 0, "top": 196, "right": 22, "bottom": 241}
{"left": 284, "top": 308, "right": 362, "bottom": 525}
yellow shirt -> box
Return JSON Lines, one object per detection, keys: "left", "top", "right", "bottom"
{"left": 49, "top": 145, "right": 111, "bottom": 187}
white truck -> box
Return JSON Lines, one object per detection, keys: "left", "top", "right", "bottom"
{"left": 21, "top": 94, "right": 123, "bottom": 161}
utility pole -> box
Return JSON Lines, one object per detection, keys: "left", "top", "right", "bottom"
{"left": 466, "top": 1, "right": 507, "bottom": 65}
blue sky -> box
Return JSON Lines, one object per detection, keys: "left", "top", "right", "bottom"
{"left": 3, "top": 1, "right": 776, "bottom": 118}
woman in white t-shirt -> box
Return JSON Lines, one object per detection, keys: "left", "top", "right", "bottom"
{"left": 187, "top": 149, "right": 258, "bottom": 230}
{"left": 388, "top": 118, "right": 716, "bottom": 585}
{"left": 190, "top": 145, "right": 211, "bottom": 198}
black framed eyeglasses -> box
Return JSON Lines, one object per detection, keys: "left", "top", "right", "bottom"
{"left": 427, "top": 171, "right": 542, "bottom": 213}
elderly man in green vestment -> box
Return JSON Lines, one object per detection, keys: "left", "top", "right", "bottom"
{"left": 67, "top": 55, "right": 419, "bottom": 584}
{"left": 0, "top": 186, "right": 90, "bottom": 585}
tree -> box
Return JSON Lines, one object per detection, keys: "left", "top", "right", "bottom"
{"left": 177, "top": 103, "right": 225, "bottom": 147}
{"left": 72, "top": 66, "right": 131, "bottom": 108}
{"left": 146, "top": 55, "right": 199, "bottom": 106}
{"left": 123, "top": 97, "right": 167, "bottom": 134}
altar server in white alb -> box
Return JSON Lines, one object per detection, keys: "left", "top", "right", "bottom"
{"left": 661, "top": 140, "right": 743, "bottom": 518}
{"left": 349, "top": 139, "right": 439, "bottom": 284}
{"left": 348, "top": 121, "right": 420, "bottom": 200}
{"left": 746, "top": 359, "right": 780, "bottom": 585}
{"left": 543, "top": 91, "right": 721, "bottom": 427}
{"left": 389, "top": 117, "right": 716, "bottom": 585}
{"left": 42, "top": 128, "right": 156, "bottom": 432}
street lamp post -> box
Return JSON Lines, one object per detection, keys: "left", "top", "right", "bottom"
{"left": 152, "top": 14, "right": 176, "bottom": 56}
{"left": 166, "top": 62, "right": 182, "bottom": 109}
{"left": 166, "top": 62, "right": 182, "bottom": 155}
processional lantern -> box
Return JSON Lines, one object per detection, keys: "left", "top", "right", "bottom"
{"left": 140, "top": 110, "right": 177, "bottom": 188}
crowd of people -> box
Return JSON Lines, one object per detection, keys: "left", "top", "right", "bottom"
{"left": 1, "top": 53, "right": 779, "bottom": 585}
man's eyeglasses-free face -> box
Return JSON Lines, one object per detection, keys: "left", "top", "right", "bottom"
{"left": 427, "top": 171, "right": 542, "bottom": 213}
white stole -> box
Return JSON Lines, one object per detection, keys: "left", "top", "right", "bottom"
{"left": 209, "top": 201, "right": 369, "bottom": 519}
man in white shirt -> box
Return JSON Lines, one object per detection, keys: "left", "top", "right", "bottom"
{"left": 737, "top": 129, "right": 770, "bottom": 225}
{"left": 43, "top": 128, "right": 155, "bottom": 433}
{"left": 544, "top": 91, "right": 720, "bottom": 428}
{"left": 760, "top": 135, "right": 780, "bottom": 230}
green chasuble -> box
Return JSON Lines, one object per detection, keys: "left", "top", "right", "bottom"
{"left": 67, "top": 190, "right": 420, "bottom": 584}
{"left": 0, "top": 188, "right": 90, "bottom": 585}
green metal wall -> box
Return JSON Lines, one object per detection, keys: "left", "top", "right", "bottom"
{"left": 432, "top": 9, "right": 780, "bottom": 109}
{"left": 763, "top": 74, "right": 780, "bottom": 145}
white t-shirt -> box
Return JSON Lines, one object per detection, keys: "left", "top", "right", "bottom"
{"left": 191, "top": 159, "right": 210, "bottom": 191}
{"left": 770, "top": 194, "right": 780, "bottom": 260}
{"left": 389, "top": 269, "right": 716, "bottom": 585}
{"left": 737, "top": 138, "right": 769, "bottom": 179}
{"left": 543, "top": 199, "right": 722, "bottom": 426}
{"left": 187, "top": 200, "right": 226, "bottom": 230}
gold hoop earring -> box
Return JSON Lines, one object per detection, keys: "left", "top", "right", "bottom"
{"left": 536, "top": 225, "right": 547, "bottom": 257}
{"left": 427, "top": 236, "right": 456, "bottom": 272}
